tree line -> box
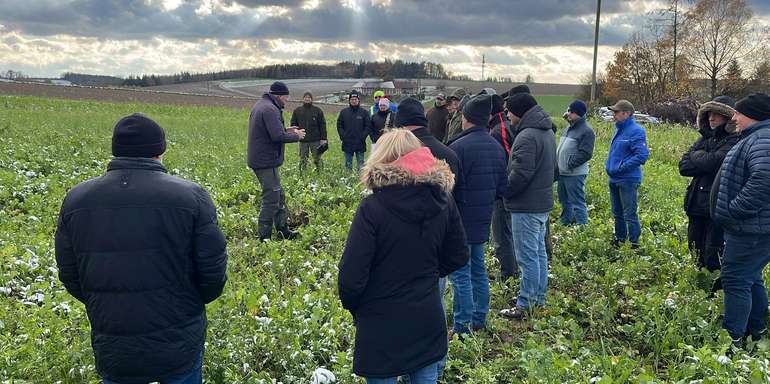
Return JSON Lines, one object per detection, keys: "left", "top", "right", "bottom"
{"left": 120, "top": 60, "right": 458, "bottom": 87}
{"left": 594, "top": 0, "right": 770, "bottom": 111}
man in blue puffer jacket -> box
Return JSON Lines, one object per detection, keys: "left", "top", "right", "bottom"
{"left": 711, "top": 93, "right": 770, "bottom": 345}
{"left": 605, "top": 100, "right": 649, "bottom": 248}
{"left": 447, "top": 93, "right": 508, "bottom": 334}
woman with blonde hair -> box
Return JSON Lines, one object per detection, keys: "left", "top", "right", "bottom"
{"left": 338, "top": 129, "right": 469, "bottom": 384}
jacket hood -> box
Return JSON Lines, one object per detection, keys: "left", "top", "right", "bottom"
{"left": 697, "top": 100, "right": 737, "bottom": 134}
{"left": 514, "top": 105, "right": 552, "bottom": 134}
{"left": 361, "top": 149, "right": 455, "bottom": 224}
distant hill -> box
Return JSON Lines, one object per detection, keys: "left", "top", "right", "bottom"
{"left": 61, "top": 73, "right": 124, "bottom": 87}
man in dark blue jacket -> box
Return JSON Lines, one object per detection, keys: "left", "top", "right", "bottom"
{"left": 337, "top": 90, "right": 371, "bottom": 170}
{"left": 446, "top": 94, "right": 508, "bottom": 334}
{"left": 55, "top": 113, "right": 228, "bottom": 383}
{"left": 711, "top": 93, "right": 770, "bottom": 344}
{"left": 605, "top": 100, "right": 649, "bottom": 248}
{"left": 248, "top": 81, "right": 305, "bottom": 241}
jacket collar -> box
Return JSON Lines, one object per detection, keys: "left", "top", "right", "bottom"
{"left": 107, "top": 157, "right": 167, "bottom": 173}
{"left": 263, "top": 93, "right": 284, "bottom": 110}
{"left": 453, "top": 125, "right": 486, "bottom": 141}
{"left": 410, "top": 127, "right": 431, "bottom": 138}
{"left": 569, "top": 116, "right": 586, "bottom": 129}
{"left": 739, "top": 119, "right": 770, "bottom": 138}
{"left": 361, "top": 152, "right": 454, "bottom": 193}
{"left": 615, "top": 116, "right": 636, "bottom": 130}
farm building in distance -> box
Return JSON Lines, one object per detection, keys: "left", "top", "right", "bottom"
{"left": 352, "top": 79, "right": 418, "bottom": 96}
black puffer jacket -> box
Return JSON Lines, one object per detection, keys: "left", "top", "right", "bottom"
{"left": 370, "top": 109, "right": 394, "bottom": 143}
{"left": 55, "top": 157, "right": 228, "bottom": 383}
{"left": 338, "top": 151, "right": 468, "bottom": 378}
{"left": 337, "top": 105, "right": 371, "bottom": 153}
{"left": 679, "top": 101, "right": 739, "bottom": 217}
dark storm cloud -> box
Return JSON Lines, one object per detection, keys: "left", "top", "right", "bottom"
{"left": 3, "top": 0, "right": 764, "bottom": 47}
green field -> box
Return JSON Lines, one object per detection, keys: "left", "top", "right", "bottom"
{"left": 2, "top": 95, "right": 768, "bottom": 383}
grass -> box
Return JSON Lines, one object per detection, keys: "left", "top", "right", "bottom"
{"left": 1, "top": 94, "right": 768, "bottom": 383}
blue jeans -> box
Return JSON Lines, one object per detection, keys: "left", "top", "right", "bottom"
{"left": 511, "top": 212, "right": 549, "bottom": 309}
{"left": 102, "top": 351, "right": 203, "bottom": 384}
{"left": 609, "top": 182, "right": 641, "bottom": 244}
{"left": 344, "top": 151, "right": 365, "bottom": 170}
{"left": 447, "top": 244, "right": 488, "bottom": 333}
{"left": 366, "top": 358, "right": 444, "bottom": 384}
{"left": 722, "top": 232, "right": 770, "bottom": 340}
{"left": 558, "top": 174, "right": 588, "bottom": 225}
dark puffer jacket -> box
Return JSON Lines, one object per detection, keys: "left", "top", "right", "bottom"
{"left": 370, "top": 109, "right": 394, "bottom": 143}
{"left": 338, "top": 152, "right": 468, "bottom": 378}
{"left": 55, "top": 157, "right": 228, "bottom": 383}
{"left": 503, "top": 105, "right": 557, "bottom": 213}
{"left": 449, "top": 126, "right": 508, "bottom": 244}
{"left": 679, "top": 101, "right": 739, "bottom": 218}
{"left": 337, "top": 105, "right": 371, "bottom": 153}
{"left": 712, "top": 119, "right": 770, "bottom": 234}
{"left": 248, "top": 93, "right": 301, "bottom": 169}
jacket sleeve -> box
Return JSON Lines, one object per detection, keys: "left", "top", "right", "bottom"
{"left": 438, "top": 197, "right": 469, "bottom": 277}
{"left": 192, "top": 187, "right": 228, "bottom": 304}
{"left": 687, "top": 136, "right": 737, "bottom": 176}
{"left": 338, "top": 200, "right": 377, "bottom": 312}
{"left": 319, "top": 109, "right": 327, "bottom": 141}
{"left": 617, "top": 129, "right": 649, "bottom": 174}
{"left": 496, "top": 149, "right": 509, "bottom": 199}
{"left": 337, "top": 112, "right": 345, "bottom": 140}
{"left": 678, "top": 139, "right": 703, "bottom": 177}
{"left": 506, "top": 134, "right": 537, "bottom": 198}
{"left": 290, "top": 109, "right": 298, "bottom": 128}
{"left": 727, "top": 137, "right": 770, "bottom": 218}
{"left": 264, "top": 109, "right": 299, "bottom": 143}
{"left": 363, "top": 111, "right": 372, "bottom": 138}
{"left": 55, "top": 208, "right": 86, "bottom": 304}
{"left": 448, "top": 144, "right": 467, "bottom": 206}
{"left": 568, "top": 128, "right": 595, "bottom": 169}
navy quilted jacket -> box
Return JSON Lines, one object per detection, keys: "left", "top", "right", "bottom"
{"left": 449, "top": 126, "right": 508, "bottom": 244}
{"left": 712, "top": 119, "right": 770, "bottom": 234}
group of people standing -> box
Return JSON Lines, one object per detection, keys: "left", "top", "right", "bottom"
{"left": 52, "top": 77, "right": 770, "bottom": 383}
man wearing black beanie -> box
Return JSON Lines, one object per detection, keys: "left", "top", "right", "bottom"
{"left": 248, "top": 81, "right": 306, "bottom": 241}
{"left": 712, "top": 92, "right": 770, "bottom": 345}
{"left": 500, "top": 91, "right": 557, "bottom": 320}
{"left": 443, "top": 94, "right": 508, "bottom": 335}
{"left": 56, "top": 113, "right": 228, "bottom": 383}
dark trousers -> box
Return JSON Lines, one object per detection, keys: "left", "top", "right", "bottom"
{"left": 687, "top": 215, "right": 724, "bottom": 271}
{"left": 253, "top": 167, "right": 288, "bottom": 235}
{"left": 491, "top": 199, "right": 517, "bottom": 280}
{"left": 722, "top": 232, "right": 770, "bottom": 340}
{"left": 299, "top": 141, "right": 322, "bottom": 172}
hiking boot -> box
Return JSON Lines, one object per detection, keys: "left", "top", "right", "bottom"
{"left": 258, "top": 223, "right": 273, "bottom": 242}
{"left": 500, "top": 307, "right": 528, "bottom": 320}
{"left": 611, "top": 239, "right": 622, "bottom": 248}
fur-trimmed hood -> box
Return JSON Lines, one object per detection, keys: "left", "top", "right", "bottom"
{"left": 697, "top": 100, "right": 737, "bottom": 134}
{"left": 361, "top": 155, "right": 455, "bottom": 193}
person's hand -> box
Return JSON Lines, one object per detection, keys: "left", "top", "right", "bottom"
{"left": 320, "top": 139, "right": 328, "bottom": 145}
{"left": 296, "top": 129, "right": 306, "bottom": 140}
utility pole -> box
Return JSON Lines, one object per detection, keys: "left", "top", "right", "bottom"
{"left": 672, "top": 0, "right": 679, "bottom": 94}
{"left": 590, "top": 0, "right": 602, "bottom": 102}
{"left": 481, "top": 54, "right": 486, "bottom": 82}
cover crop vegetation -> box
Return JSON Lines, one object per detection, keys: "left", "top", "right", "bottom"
{"left": 1, "top": 95, "right": 768, "bottom": 383}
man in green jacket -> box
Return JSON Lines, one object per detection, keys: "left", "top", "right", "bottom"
{"left": 290, "top": 91, "right": 327, "bottom": 173}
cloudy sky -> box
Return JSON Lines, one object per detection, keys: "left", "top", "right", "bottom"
{"left": 1, "top": 0, "right": 768, "bottom": 84}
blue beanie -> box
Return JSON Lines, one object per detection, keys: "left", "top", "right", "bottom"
{"left": 568, "top": 100, "right": 588, "bottom": 117}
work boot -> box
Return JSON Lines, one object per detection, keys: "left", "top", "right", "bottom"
{"left": 258, "top": 223, "right": 273, "bottom": 242}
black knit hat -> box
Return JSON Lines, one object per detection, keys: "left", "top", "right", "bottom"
{"left": 112, "top": 113, "right": 166, "bottom": 158}
{"left": 303, "top": 90, "right": 313, "bottom": 99}
{"left": 395, "top": 97, "right": 428, "bottom": 127}
{"left": 269, "top": 81, "right": 289, "bottom": 95}
{"left": 506, "top": 93, "right": 538, "bottom": 118}
{"left": 490, "top": 94, "right": 504, "bottom": 115}
{"left": 735, "top": 93, "right": 770, "bottom": 122}
{"left": 349, "top": 90, "right": 361, "bottom": 100}
{"left": 463, "top": 94, "right": 493, "bottom": 126}
{"left": 502, "top": 84, "right": 531, "bottom": 100}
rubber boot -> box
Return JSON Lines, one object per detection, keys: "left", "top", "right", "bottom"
{"left": 258, "top": 222, "right": 273, "bottom": 242}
